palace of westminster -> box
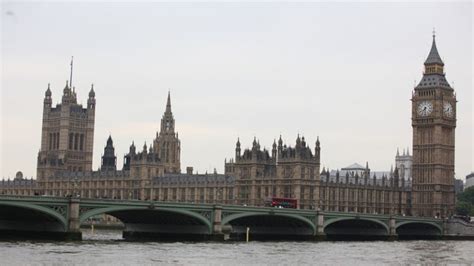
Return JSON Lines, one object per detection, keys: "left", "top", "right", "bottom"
{"left": 1, "top": 35, "right": 457, "bottom": 218}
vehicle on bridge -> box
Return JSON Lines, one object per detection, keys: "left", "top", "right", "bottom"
{"left": 264, "top": 197, "right": 297, "bottom": 209}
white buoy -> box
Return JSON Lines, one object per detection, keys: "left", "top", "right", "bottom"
{"left": 91, "top": 224, "right": 95, "bottom": 234}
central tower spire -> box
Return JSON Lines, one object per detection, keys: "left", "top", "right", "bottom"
{"left": 153, "top": 92, "right": 181, "bottom": 173}
{"left": 166, "top": 90, "right": 172, "bottom": 114}
{"left": 161, "top": 91, "right": 175, "bottom": 134}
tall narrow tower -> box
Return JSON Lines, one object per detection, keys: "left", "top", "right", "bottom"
{"left": 37, "top": 82, "right": 96, "bottom": 181}
{"left": 153, "top": 92, "right": 181, "bottom": 173}
{"left": 101, "top": 135, "right": 117, "bottom": 171}
{"left": 411, "top": 33, "right": 456, "bottom": 217}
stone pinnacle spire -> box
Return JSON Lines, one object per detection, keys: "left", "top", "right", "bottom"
{"left": 166, "top": 90, "right": 172, "bottom": 113}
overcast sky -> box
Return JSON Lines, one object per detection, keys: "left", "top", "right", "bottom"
{"left": 1, "top": 2, "right": 472, "bottom": 180}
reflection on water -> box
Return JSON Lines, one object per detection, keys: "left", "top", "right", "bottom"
{"left": 1, "top": 230, "right": 473, "bottom": 265}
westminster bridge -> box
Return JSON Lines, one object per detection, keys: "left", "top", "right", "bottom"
{"left": 0, "top": 195, "right": 446, "bottom": 241}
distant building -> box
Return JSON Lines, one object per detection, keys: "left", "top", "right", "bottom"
{"left": 466, "top": 173, "right": 474, "bottom": 189}
{"left": 454, "top": 179, "right": 464, "bottom": 195}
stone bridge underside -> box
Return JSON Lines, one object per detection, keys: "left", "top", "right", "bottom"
{"left": 224, "top": 214, "right": 315, "bottom": 240}
{"left": 396, "top": 222, "right": 442, "bottom": 239}
{"left": 324, "top": 219, "right": 389, "bottom": 240}
{"left": 0, "top": 204, "right": 67, "bottom": 239}
{"left": 98, "top": 209, "right": 211, "bottom": 240}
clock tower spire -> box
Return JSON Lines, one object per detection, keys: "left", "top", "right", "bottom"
{"left": 411, "top": 33, "right": 456, "bottom": 217}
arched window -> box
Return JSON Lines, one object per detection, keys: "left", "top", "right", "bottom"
{"left": 55, "top": 133, "right": 59, "bottom": 149}
{"left": 49, "top": 133, "right": 53, "bottom": 150}
{"left": 69, "top": 133, "right": 74, "bottom": 150}
{"left": 74, "top": 133, "right": 79, "bottom": 150}
{"left": 79, "top": 134, "right": 84, "bottom": 151}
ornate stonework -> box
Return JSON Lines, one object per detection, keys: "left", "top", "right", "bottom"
{"left": 411, "top": 34, "right": 456, "bottom": 217}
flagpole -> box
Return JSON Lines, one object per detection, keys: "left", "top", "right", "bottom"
{"left": 69, "top": 56, "right": 74, "bottom": 89}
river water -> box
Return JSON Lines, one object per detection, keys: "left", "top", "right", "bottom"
{"left": 1, "top": 230, "right": 473, "bottom": 265}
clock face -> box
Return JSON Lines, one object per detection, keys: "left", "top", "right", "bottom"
{"left": 443, "top": 102, "right": 454, "bottom": 118}
{"left": 417, "top": 101, "right": 433, "bottom": 117}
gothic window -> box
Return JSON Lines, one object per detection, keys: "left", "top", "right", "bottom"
{"left": 163, "top": 188, "right": 168, "bottom": 201}
{"left": 80, "top": 134, "right": 84, "bottom": 151}
{"left": 209, "top": 188, "right": 214, "bottom": 201}
{"left": 52, "top": 133, "right": 55, "bottom": 150}
{"left": 189, "top": 188, "right": 195, "bottom": 200}
{"left": 283, "top": 185, "right": 291, "bottom": 198}
{"left": 285, "top": 166, "right": 292, "bottom": 179}
{"left": 180, "top": 188, "right": 186, "bottom": 201}
{"left": 228, "top": 188, "right": 233, "bottom": 200}
{"left": 69, "top": 133, "right": 74, "bottom": 150}
{"left": 199, "top": 188, "right": 204, "bottom": 202}
{"left": 172, "top": 188, "right": 177, "bottom": 200}
{"left": 49, "top": 133, "right": 53, "bottom": 150}
{"left": 240, "top": 186, "right": 249, "bottom": 200}
{"left": 74, "top": 133, "right": 79, "bottom": 150}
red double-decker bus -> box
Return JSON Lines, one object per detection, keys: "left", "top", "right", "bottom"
{"left": 265, "top": 197, "right": 297, "bottom": 209}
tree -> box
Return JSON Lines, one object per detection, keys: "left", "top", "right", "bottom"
{"left": 458, "top": 186, "right": 474, "bottom": 205}
{"left": 456, "top": 201, "right": 472, "bottom": 216}
{"left": 456, "top": 187, "right": 474, "bottom": 216}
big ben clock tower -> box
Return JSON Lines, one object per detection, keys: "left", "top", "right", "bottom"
{"left": 411, "top": 33, "right": 456, "bottom": 217}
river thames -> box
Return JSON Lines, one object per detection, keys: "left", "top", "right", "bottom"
{"left": 1, "top": 230, "right": 473, "bottom": 265}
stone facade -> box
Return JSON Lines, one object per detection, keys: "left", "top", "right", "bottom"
{"left": 224, "top": 135, "right": 321, "bottom": 209}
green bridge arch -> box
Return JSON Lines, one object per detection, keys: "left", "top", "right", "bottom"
{"left": 395, "top": 220, "right": 443, "bottom": 234}
{"left": 79, "top": 206, "right": 213, "bottom": 233}
{"left": 222, "top": 212, "right": 316, "bottom": 234}
{"left": 0, "top": 201, "right": 68, "bottom": 231}
{"left": 324, "top": 217, "right": 390, "bottom": 233}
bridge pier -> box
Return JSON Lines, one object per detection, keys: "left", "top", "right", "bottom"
{"left": 388, "top": 216, "right": 398, "bottom": 241}
{"left": 210, "top": 205, "right": 225, "bottom": 241}
{"left": 66, "top": 198, "right": 82, "bottom": 240}
{"left": 314, "top": 211, "right": 326, "bottom": 241}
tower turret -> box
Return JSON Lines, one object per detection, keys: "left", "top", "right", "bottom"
{"left": 278, "top": 135, "right": 283, "bottom": 151}
{"left": 88, "top": 84, "right": 96, "bottom": 109}
{"left": 44, "top": 84, "right": 52, "bottom": 107}
{"left": 37, "top": 72, "right": 96, "bottom": 182}
{"left": 315, "top": 136, "right": 321, "bottom": 163}
{"left": 101, "top": 135, "right": 117, "bottom": 171}
{"left": 235, "top": 138, "right": 241, "bottom": 159}
{"left": 272, "top": 139, "right": 277, "bottom": 158}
